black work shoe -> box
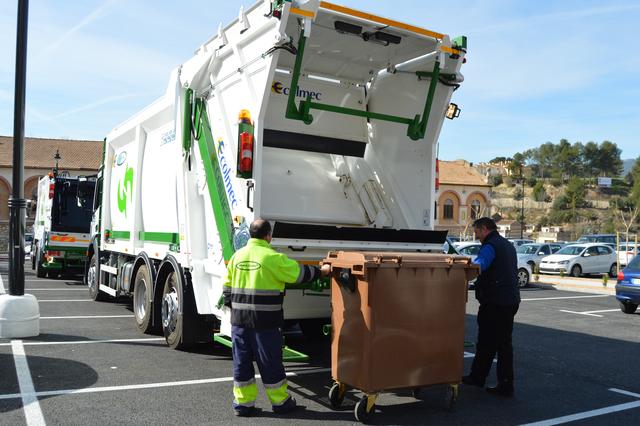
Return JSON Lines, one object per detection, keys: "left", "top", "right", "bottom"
{"left": 273, "top": 397, "right": 298, "bottom": 415}
{"left": 234, "top": 406, "right": 258, "bottom": 417}
{"left": 462, "top": 375, "right": 485, "bottom": 387}
{"left": 486, "top": 385, "right": 514, "bottom": 398}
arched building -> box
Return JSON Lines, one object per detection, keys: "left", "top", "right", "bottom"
{"left": 0, "top": 136, "right": 103, "bottom": 250}
{"left": 435, "top": 160, "right": 492, "bottom": 238}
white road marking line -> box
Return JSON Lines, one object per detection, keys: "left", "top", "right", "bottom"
{"left": 521, "top": 295, "right": 609, "bottom": 301}
{"left": 24, "top": 288, "right": 87, "bottom": 291}
{"left": 11, "top": 340, "right": 46, "bottom": 426}
{"left": 521, "top": 401, "right": 640, "bottom": 425}
{"left": 40, "top": 315, "right": 133, "bottom": 319}
{"left": 0, "top": 338, "right": 165, "bottom": 347}
{"left": 0, "top": 367, "right": 332, "bottom": 400}
{"left": 36, "top": 299, "right": 92, "bottom": 302}
{"left": 559, "top": 310, "right": 603, "bottom": 317}
{"left": 609, "top": 388, "right": 640, "bottom": 399}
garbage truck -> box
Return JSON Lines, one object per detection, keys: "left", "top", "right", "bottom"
{"left": 85, "top": 0, "right": 468, "bottom": 349}
{"left": 32, "top": 173, "right": 96, "bottom": 278}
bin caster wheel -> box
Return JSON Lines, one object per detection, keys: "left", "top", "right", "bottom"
{"left": 329, "top": 382, "right": 346, "bottom": 409}
{"left": 446, "top": 384, "right": 459, "bottom": 410}
{"left": 355, "top": 394, "right": 376, "bottom": 423}
{"left": 412, "top": 387, "right": 422, "bottom": 399}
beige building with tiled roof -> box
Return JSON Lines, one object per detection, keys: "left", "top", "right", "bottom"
{"left": 0, "top": 136, "right": 102, "bottom": 249}
{"left": 435, "top": 160, "right": 493, "bottom": 238}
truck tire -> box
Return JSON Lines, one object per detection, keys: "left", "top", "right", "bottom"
{"left": 161, "top": 270, "right": 184, "bottom": 349}
{"left": 35, "top": 249, "right": 46, "bottom": 278}
{"left": 133, "top": 265, "right": 155, "bottom": 333}
{"left": 87, "top": 254, "right": 107, "bottom": 301}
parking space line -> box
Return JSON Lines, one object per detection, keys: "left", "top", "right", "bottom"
{"left": 521, "top": 400, "right": 640, "bottom": 425}
{"left": 24, "top": 289, "right": 87, "bottom": 291}
{"left": 521, "top": 295, "right": 609, "bottom": 301}
{"left": 37, "top": 299, "right": 92, "bottom": 302}
{"left": 559, "top": 309, "right": 619, "bottom": 318}
{"left": 40, "top": 315, "right": 133, "bottom": 319}
{"left": 0, "top": 338, "right": 165, "bottom": 347}
{"left": 11, "top": 340, "right": 46, "bottom": 426}
{"left": 609, "top": 388, "right": 640, "bottom": 399}
{"left": 0, "top": 367, "right": 331, "bottom": 401}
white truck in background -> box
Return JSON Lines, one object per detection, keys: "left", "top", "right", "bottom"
{"left": 85, "top": 0, "right": 467, "bottom": 349}
{"left": 32, "top": 173, "right": 96, "bottom": 278}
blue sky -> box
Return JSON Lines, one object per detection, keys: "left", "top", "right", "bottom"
{"left": 1, "top": 0, "right": 639, "bottom": 163}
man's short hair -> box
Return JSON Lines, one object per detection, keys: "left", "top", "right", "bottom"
{"left": 473, "top": 217, "right": 497, "bottom": 231}
{"left": 249, "top": 219, "right": 272, "bottom": 239}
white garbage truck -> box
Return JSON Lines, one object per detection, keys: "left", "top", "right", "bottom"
{"left": 86, "top": 0, "right": 467, "bottom": 349}
{"left": 32, "top": 173, "right": 96, "bottom": 278}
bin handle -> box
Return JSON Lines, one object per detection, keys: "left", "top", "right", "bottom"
{"left": 337, "top": 268, "right": 356, "bottom": 293}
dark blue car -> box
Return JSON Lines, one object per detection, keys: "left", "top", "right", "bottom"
{"left": 616, "top": 254, "right": 640, "bottom": 314}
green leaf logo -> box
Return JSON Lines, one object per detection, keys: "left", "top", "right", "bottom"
{"left": 117, "top": 164, "right": 134, "bottom": 218}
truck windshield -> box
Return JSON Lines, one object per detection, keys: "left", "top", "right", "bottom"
{"left": 51, "top": 179, "right": 95, "bottom": 233}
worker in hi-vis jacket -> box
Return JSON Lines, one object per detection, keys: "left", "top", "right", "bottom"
{"left": 223, "top": 219, "right": 330, "bottom": 417}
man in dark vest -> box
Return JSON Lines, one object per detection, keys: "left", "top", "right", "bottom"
{"left": 462, "top": 217, "right": 520, "bottom": 397}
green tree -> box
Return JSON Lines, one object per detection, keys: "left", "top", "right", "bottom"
{"left": 597, "top": 141, "right": 623, "bottom": 177}
{"left": 565, "top": 177, "right": 588, "bottom": 208}
{"left": 536, "top": 142, "right": 556, "bottom": 178}
{"left": 582, "top": 141, "right": 599, "bottom": 177}
{"left": 532, "top": 181, "right": 547, "bottom": 202}
{"left": 627, "top": 156, "right": 640, "bottom": 186}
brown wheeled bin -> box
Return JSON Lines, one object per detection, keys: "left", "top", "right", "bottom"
{"left": 322, "top": 251, "right": 480, "bottom": 423}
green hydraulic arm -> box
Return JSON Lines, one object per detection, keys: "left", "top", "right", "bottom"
{"left": 285, "top": 29, "right": 458, "bottom": 141}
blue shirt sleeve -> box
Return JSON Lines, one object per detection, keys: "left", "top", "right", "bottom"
{"left": 473, "top": 244, "right": 496, "bottom": 273}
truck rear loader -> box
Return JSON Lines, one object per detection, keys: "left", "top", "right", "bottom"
{"left": 33, "top": 174, "right": 96, "bottom": 278}
{"left": 86, "top": 0, "right": 467, "bottom": 349}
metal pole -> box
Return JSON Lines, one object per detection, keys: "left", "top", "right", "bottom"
{"left": 520, "top": 167, "right": 525, "bottom": 239}
{"left": 8, "top": 0, "right": 29, "bottom": 296}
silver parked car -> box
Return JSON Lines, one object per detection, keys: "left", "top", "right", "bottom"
{"left": 516, "top": 243, "right": 564, "bottom": 269}
{"left": 539, "top": 243, "right": 617, "bottom": 278}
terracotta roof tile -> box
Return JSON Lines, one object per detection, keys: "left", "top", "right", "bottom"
{"left": 0, "top": 136, "right": 103, "bottom": 171}
{"left": 439, "top": 160, "right": 490, "bottom": 187}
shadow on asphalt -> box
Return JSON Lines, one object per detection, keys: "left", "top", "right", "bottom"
{"left": 0, "top": 353, "right": 98, "bottom": 414}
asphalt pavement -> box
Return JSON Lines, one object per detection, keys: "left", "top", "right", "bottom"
{"left": 1, "top": 261, "right": 640, "bottom": 425}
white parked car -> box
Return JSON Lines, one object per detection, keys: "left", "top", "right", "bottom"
{"left": 617, "top": 242, "right": 638, "bottom": 267}
{"left": 449, "top": 241, "right": 531, "bottom": 288}
{"left": 539, "top": 243, "right": 617, "bottom": 278}
{"left": 508, "top": 238, "right": 534, "bottom": 247}
{"left": 517, "top": 243, "right": 564, "bottom": 269}
{"left": 454, "top": 242, "right": 482, "bottom": 259}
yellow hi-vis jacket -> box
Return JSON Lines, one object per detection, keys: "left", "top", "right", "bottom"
{"left": 223, "top": 238, "right": 319, "bottom": 328}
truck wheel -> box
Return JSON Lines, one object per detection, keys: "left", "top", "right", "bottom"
{"left": 35, "top": 249, "right": 46, "bottom": 278}
{"left": 161, "top": 270, "right": 184, "bottom": 349}
{"left": 87, "top": 254, "right": 106, "bottom": 301}
{"left": 133, "top": 265, "right": 155, "bottom": 333}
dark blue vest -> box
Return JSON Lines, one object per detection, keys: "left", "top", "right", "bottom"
{"left": 475, "top": 231, "right": 521, "bottom": 306}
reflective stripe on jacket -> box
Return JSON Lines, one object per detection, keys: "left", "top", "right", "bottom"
{"left": 223, "top": 238, "right": 319, "bottom": 328}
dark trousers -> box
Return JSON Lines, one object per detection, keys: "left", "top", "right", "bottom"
{"left": 470, "top": 303, "right": 519, "bottom": 386}
{"left": 231, "top": 325, "right": 289, "bottom": 408}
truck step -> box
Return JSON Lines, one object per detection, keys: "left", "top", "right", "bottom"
{"left": 99, "top": 284, "right": 117, "bottom": 296}
{"left": 100, "top": 265, "right": 117, "bottom": 275}
{"left": 213, "top": 333, "right": 309, "bottom": 362}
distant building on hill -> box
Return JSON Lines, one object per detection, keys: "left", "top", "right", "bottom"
{"left": 0, "top": 136, "right": 103, "bottom": 249}
{"left": 435, "top": 160, "right": 492, "bottom": 237}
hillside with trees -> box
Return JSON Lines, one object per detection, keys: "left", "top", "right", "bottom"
{"left": 488, "top": 139, "right": 639, "bottom": 240}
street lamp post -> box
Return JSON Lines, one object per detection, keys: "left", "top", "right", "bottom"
{"left": 520, "top": 166, "right": 525, "bottom": 239}
{"left": 0, "top": 0, "right": 40, "bottom": 339}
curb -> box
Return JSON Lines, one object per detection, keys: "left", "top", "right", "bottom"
{"left": 530, "top": 280, "right": 616, "bottom": 296}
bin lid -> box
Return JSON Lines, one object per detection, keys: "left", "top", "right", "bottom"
{"left": 323, "top": 251, "right": 480, "bottom": 277}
